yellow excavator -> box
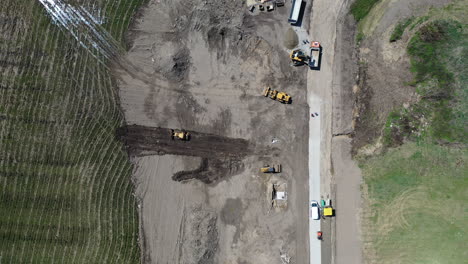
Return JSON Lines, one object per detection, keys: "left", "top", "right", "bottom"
{"left": 260, "top": 164, "right": 281, "bottom": 173}
{"left": 290, "top": 49, "right": 309, "bottom": 66}
{"left": 263, "top": 86, "right": 291, "bottom": 104}
{"left": 171, "top": 129, "right": 190, "bottom": 141}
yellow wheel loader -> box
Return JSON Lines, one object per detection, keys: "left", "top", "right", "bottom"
{"left": 260, "top": 164, "right": 281, "bottom": 173}
{"left": 262, "top": 87, "right": 291, "bottom": 104}
{"left": 171, "top": 129, "right": 190, "bottom": 141}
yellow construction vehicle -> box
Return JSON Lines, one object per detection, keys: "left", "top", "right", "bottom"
{"left": 290, "top": 49, "right": 309, "bottom": 66}
{"left": 262, "top": 86, "right": 291, "bottom": 104}
{"left": 260, "top": 164, "right": 282, "bottom": 173}
{"left": 171, "top": 129, "right": 190, "bottom": 141}
{"left": 322, "top": 199, "right": 334, "bottom": 217}
{"left": 323, "top": 206, "right": 334, "bottom": 217}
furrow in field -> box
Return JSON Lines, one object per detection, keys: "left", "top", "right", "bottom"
{"left": 0, "top": 0, "right": 142, "bottom": 262}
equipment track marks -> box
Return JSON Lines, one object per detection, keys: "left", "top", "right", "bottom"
{"left": 117, "top": 125, "right": 252, "bottom": 183}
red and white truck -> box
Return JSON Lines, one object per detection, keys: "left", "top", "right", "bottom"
{"left": 308, "top": 41, "right": 322, "bottom": 70}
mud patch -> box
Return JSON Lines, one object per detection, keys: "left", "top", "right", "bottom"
{"left": 173, "top": 157, "right": 245, "bottom": 184}
{"left": 117, "top": 125, "right": 250, "bottom": 157}
{"left": 221, "top": 198, "right": 243, "bottom": 226}
{"left": 175, "top": 92, "right": 206, "bottom": 127}
{"left": 211, "top": 108, "right": 232, "bottom": 135}
{"left": 220, "top": 198, "right": 244, "bottom": 243}
{"left": 117, "top": 125, "right": 251, "bottom": 183}
{"left": 164, "top": 47, "right": 191, "bottom": 82}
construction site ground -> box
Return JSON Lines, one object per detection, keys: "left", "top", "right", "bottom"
{"left": 116, "top": 0, "right": 311, "bottom": 263}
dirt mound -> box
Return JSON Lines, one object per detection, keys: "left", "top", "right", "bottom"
{"left": 284, "top": 28, "right": 299, "bottom": 49}
{"left": 181, "top": 206, "right": 218, "bottom": 264}
{"left": 167, "top": 0, "right": 245, "bottom": 52}
{"left": 164, "top": 48, "right": 191, "bottom": 82}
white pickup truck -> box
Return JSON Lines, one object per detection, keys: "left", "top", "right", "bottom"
{"left": 311, "top": 201, "right": 320, "bottom": 220}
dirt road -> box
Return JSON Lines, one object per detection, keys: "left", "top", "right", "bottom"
{"left": 116, "top": 0, "right": 310, "bottom": 263}
{"left": 307, "top": 0, "right": 362, "bottom": 263}
{"left": 332, "top": 137, "right": 362, "bottom": 264}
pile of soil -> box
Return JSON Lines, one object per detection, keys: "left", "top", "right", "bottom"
{"left": 181, "top": 207, "right": 218, "bottom": 264}
{"left": 284, "top": 28, "right": 299, "bottom": 49}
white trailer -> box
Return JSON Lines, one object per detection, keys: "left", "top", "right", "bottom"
{"left": 288, "top": 0, "right": 302, "bottom": 24}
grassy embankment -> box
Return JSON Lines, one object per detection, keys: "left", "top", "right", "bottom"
{"left": 350, "top": 0, "right": 380, "bottom": 22}
{"left": 350, "top": 0, "right": 381, "bottom": 42}
{"left": 384, "top": 18, "right": 466, "bottom": 145}
{"left": 0, "top": 0, "right": 145, "bottom": 262}
{"left": 353, "top": 1, "right": 467, "bottom": 263}
{"left": 389, "top": 17, "right": 414, "bottom": 42}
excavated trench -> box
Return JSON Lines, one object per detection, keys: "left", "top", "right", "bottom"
{"left": 117, "top": 125, "right": 252, "bottom": 183}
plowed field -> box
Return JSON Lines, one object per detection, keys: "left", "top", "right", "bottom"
{"left": 0, "top": 0, "right": 145, "bottom": 262}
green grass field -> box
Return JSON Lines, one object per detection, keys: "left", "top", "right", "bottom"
{"left": 0, "top": 0, "right": 145, "bottom": 262}
{"left": 361, "top": 143, "right": 467, "bottom": 263}
{"left": 361, "top": 2, "right": 468, "bottom": 263}
{"left": 351, "top": 0, "right": 381, "bottom": 22}
{"left": 389, "top": 17, "right": 414, "bottom": 42}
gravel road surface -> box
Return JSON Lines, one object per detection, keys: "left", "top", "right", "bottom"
{"left": 308, "top": 0, "right": 362, "bottom": 263}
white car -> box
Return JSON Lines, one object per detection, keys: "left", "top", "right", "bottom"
{"left": 311, "top": 201, "right": 320, "bottom": 220}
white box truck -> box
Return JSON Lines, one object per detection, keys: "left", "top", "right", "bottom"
{"left": 288, "top": 0, "right": 302, "bottom": 24}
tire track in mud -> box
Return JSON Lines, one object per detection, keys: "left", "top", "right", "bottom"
{"left": 117, "top": 125, "right": 253, "bottom": 184}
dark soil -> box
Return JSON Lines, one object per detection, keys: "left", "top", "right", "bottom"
{"left": 117, "top": 125, "right": 252, "bottom": 183}
{"left": 165, "top": 48, "right": 191, "bottom": 82}
{"left": 172, "top": 157, "right": 245, "bottom": 184}
{"left": 352, "top": 62, "right": 381, "bottom": 154}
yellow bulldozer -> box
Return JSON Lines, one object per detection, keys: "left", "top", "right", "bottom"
{"left": 171, "top": 129, "right": 190, "bottom": 141}
{"left": 290, "top": 49, "right": 309, "bottom": 66}
{"left": 263, "top": 86, "right": 291, "bottom": 104}
{"left": 260, "top": 164, "right": 281, "bottom": 173}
